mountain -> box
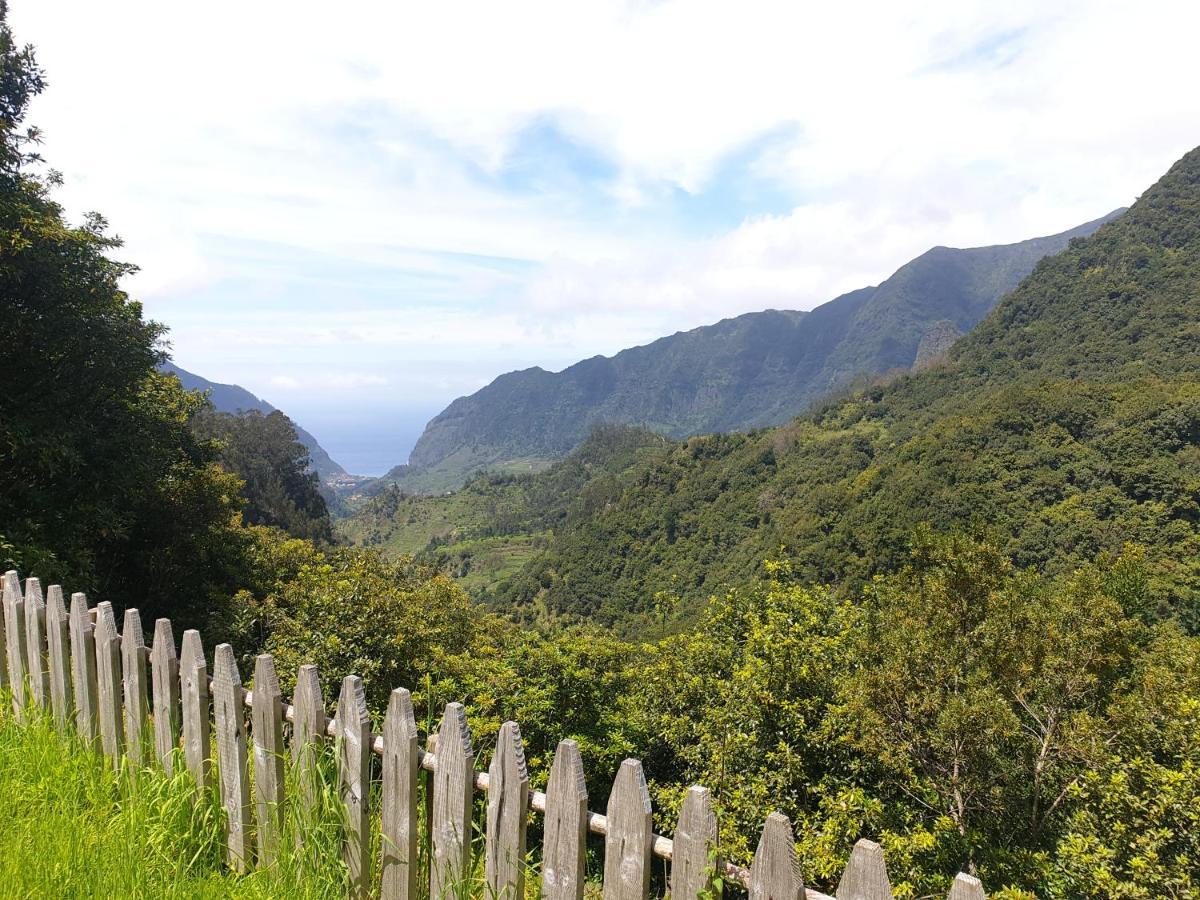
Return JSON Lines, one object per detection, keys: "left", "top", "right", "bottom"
{"left": 358, "top": 149, "right": 1198, "bottom": 635}
{"left": 161, "top": 362, "right": 347, "bottom": 479}
{"left": 393, "top": 211, "right": 1124, "bottom": 491}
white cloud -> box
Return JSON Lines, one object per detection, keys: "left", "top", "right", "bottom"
{"left": 8, "top": 0, "right": 1200, "bottom": 471}
{"left": 328, "top": 373, "right": 389, "bottom": 388}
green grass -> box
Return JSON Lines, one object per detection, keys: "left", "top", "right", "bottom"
{"left": 0, "top": 696, "right": 565, "bottom": 899}
{"left": 0, "top": 700, "right": 352, "bottom": 898}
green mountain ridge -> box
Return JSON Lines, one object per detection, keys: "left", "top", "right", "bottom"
{"left": 346, "top": 148, "right": 1199, "bottom": 636}
{"left": 491, "top": 150, "right": 1199, "bottom": 631}
{"left": 390, "top": 210, "right": 1123, "bottom": 491}
{"left": 161, "top": 362, "right": 347, "bottom": 479}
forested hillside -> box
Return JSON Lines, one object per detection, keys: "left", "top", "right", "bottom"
{"left": 383, "top": 151, "right": 1200, "bottom": 634}
{"left": 162, "top": 362, "right": 347, "bottom": 479}
{"left": 340, "top": 426, "right": 671, "bottom": 597}
{"left": 391, "top": 211, "right": 1120, "bottom": 491}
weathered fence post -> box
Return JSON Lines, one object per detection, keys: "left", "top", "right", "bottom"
{"left": 749, "top": 812, "right": 805, "bottom": 900}
{"left": 23, "top": 577, "right": 49, "bottom": 711}
{"left": 382, "top": 686, "right": 419, "bottom": 900}
{"left": 69, "top": 592, "right": 98, "bottom": 742}
{"left": 672, "top": 785, "right": 719, "bottom": 900}
{"left": 603, "top": 759, "right": 654, "bottom": 900}
{"left": 4, "top": 571, "right": 28, "bottom": 717}
{"left": 213, "top": 643, "right": 252, "bottom": 872}
{"left": 0, "top": 572, "right": 8, "bottom": 691}
{"left": 150, "top": 618, "right": 180, "bottom": 774}
{"left": 836, "top": 839, "right": 893, "bottom": 900}
{"left": 424, "top": 732, "right": 437, "bottom": 892}
{"left": 291, "top": 663, "right": 325, "bottom": 836}
{"left": 180, "top": 630, "right": 211, "bottom": 790}
{"left": 486, "top": 720, "right": 530, "bottom": 900}
{"left": 542, "top": 739, "right": 588, "bottom": 900}
{"left": 45, "top": 586, "right": 73, "bottom": 733}
{"left": 431, "top": 701, "right": 474, "bottom": 900}
{"left": 94, "top": 601, "right": 123, "bottom": 763}
{"left": 122, "top": 608, "right": 150, "bottom": 765}
{"left": 252, "top": 654, "right": 286, "bottom": 866}
{"left": 337, "top": 675, "right": 372, "bottom": 898}
{"left": 947, "top": 873, "right": 985, "bottom": 900}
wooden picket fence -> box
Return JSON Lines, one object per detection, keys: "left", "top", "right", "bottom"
{"left": 0, "top": 570, "right": 988, "bottom": 900}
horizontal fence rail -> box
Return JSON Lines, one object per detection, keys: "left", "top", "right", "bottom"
{"left": 0, "top": 571, "right": 988, "bottom": 900}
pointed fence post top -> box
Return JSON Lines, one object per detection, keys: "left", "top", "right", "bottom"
{"left": 151, "top": 618, "right": 177, "bottom": 664}
{"left": 294, "top": 664, "right": 323, "bottom": 713}
{"left": 836, "top": 839, "right": 893, "bottom": 900}
{"left": 336, "top": 675, "right": 370, "bottom": 750}
{"left": 180, "top": 628, "right": 207, "bottom": 671}
{"left": 490, "top": 720, "right": 529, "bottom": 782}
{"left": 24, "top": 576, "right": 44, "bottom": 609}
{"left": 295, "top": 663, "right": 322, "bottom": 699}
{"left": 678, "top": 782, "right": 715, "bottom": 824}
{"left": 47, "top": 585, "right": 67, "bottom": 619}
{"left": 437, "top": 700, "right": 473, "bottom": 762}
{"left": 548, "top": 738, "right": 587, "bottom": 799}
{"left": 750, "top": 812, "right": 805, "bottom": 900}
{"left": 95, "top": 601, "right": 119, "bottom": 643}
{"left": 122, "top": 608, "right": 146, "bottom": 650}
{"left": 69, "top": 592, "right": 90, "bottom": 626}
{"left": 292, "top": 663, "right": 326, "bottom": 765}
{"left": 384, "top": 686, "right": 417, "bottom": 739}
{"left": 947, "top": 872, "right": 985, "bottom": 900}
{"left": 253, "top": 653, "right": 282, "bottom": 700}
{"left": 609, "top": 757, "right": 653, "bottom": 815}
{"left": 2, "top": 570, "right": 18, "bottom": 600}
{"left": 213, "top": 642, "right": 240, "bottom": 684}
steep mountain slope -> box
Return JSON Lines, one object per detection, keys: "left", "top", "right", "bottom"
{"left": 397, "top": 211, "right": 1122, "bottom": 489}
{"left": 161, "top": 362, "right": 347, "bottom": 478}
{"left": 473, "top": 150, "right": 1199, "bottom": 633}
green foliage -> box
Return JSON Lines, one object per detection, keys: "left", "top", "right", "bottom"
{"left": 340, "top": 425, "right": 672, "bottom": 622}
{"left": 0, "top": 6, "right": 249, "bottom": 630}
{"left": 1044, "top": 626, "right": 1200, "bottom": 898}
{"left": 624, "top": 536, "right": 1200, "bottom": 896}
{"left": 0, "top": 701, "right": 349, "bottom": 898}
{"left": 0, "top": 0, "right": 45, "bottom": 177}
{"left": 627, "top": 563, "right": 855, "bottom": 868}
{"left": 444, "top": 620, "right": 640, "bottom": 797}
{"left": 232, "top": 535, "right": 640, "bottom": 794}
{"left": 192, "top": 408, "right": 334, "bottom": 544}
{"left": 446, "top": 151, "right": 1200, "bottom": 635}
{"left": 245, "top": 548, "right": 477, "bottom": 713}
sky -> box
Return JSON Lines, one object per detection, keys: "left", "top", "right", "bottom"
{"left": 10, "top": 0, "right": 1200, "bottom": 474}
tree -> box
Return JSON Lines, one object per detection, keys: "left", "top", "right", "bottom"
{"left": 838, "top": 530, "right": 1194, "bottom": 893}
{"left": 0, "top": 0, "right": 44, "bottom": 178}
{"left": 0, "top": 5, "right": 246, "bottom": 628}
{"left": 190, "top": 408, "right": 334, "bottom": 544}
{"left": 628, "top": 563, "right": 858, "bottom": 878}
{"left": 250, "top": 549, "right": 477, "bottom": 714}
